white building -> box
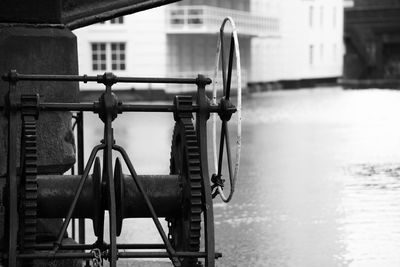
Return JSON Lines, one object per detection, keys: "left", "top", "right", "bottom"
{"left": 74, "top": 0, "right": 343, "bottom": 92}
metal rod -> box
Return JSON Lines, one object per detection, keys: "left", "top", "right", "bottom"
{"left": 119, "top": 104, "right": 177, "bottom": 112}
{"left": 225, "top": 126, "right": 233, "bottom": 184}
{"left": 53, "top": 144, "right": 104, "bottom": 252}
{"left": 116, "top": 244, "right": 166, "bottom": 250}
{"left": 217, "top": 121, "right": 226, "bottom": 178}
{"left": 76, "top": 111, "right": 88, "bottom": 266}
{"left": 71, "top": 219, "right": 76, "bottom": 240}
{"left": 18, "top": 252, "right": 94, "bottom": 260}
{"left": 32, "top": 244, "right": 95, "bottom": 250}
{"left": 41, "top": 103, "right": 95, "bottom": 111}
{"left": 117, "top": 251, "right": 220, "bottom": 258}
{"left": 17, "top": 251, "right": 222, "bottom": 260}
{"left": 31, "top": 243, "right": 166, "bottom": 251}
{"left": 3, "top": 73, "right": 210, "bottom": 85}
{"left": 113, "top": 145, "right": 180, "bottom": 266}
{"left": 7, "top": 80, "right": 18, "bottom": 267}
{"left": 105, "top": 118, "right": 118, "bottom": 267}
{"left": 0, "top": 103, "right": 223, "bottom": 114}
{"left": 196, "top": 76, "right": 216, "bottom": 267}
{"left": 225, "top": 35, "right": 235, "bottom": 100}
{"left": 220, "top": 29, "right": 227, "bottom": 97}
{"left": 70, "top": 145, "right": 76, "bottom": 241}
{"left": 98, "top": 82, "right": 119, "bottom": 267}
{"left": 115, "top": 76, "right": 207, "bottom": 84}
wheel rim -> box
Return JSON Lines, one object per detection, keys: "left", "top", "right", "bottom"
{"left": 211, "top": 17, "right": 242, "bottom": 202}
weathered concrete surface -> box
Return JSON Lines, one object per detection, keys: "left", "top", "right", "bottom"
{"left": 0, "top": 26, "right": 79, "bottom": 175}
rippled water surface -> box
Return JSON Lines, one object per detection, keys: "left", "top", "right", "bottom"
{"left": 83, "top": 88, "right": 400, "bottom": 266}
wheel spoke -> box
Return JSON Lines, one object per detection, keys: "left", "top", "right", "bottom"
{"left": 217, "top": 120, "right": 227, "bottom": 177}
{"left": 224, "top": 125, "right": 233, "bottom": 182}
{"left": 225, "top": 34, "right": 235, "bottom": 100}
{"left": 220, "top": 29, "right": 227, "bottom": 96}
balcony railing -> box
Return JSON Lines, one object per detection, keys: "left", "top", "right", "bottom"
{"left": 166, "top": 5, "right": 279, "bottom": 37}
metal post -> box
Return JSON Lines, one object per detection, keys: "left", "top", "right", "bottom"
{"left": 77, "top": 111, "right": 90, "bottom": 267}
{"left": 103, "top": 95, "right": 118, "bottom": 267}
{"left": 196, "top": 75, "right": 216, "bottom": 267}
{"left": 7, "top": 77, "right": 18, "bottom": 267}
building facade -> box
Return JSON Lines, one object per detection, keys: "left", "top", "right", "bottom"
{"left": 251, "top": 0, "right": 343, "bottom": 86}
{"left": 74, "top": 0, "right": 343, "bottom": 92}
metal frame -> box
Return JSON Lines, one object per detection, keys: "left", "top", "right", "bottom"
{"left": 2, "top": 70, "right": 236, "bottom": 267}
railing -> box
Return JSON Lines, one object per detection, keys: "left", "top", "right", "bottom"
{"left": 166, "top": 5, "right": 279, "bottom": 37}
{"left": 166, "top": 69, "right": 248, "bottom": 93}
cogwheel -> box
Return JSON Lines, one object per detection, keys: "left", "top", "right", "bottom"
{"left": 168, "top": 113, "right": 203, "bottom": 267}
{"left": 19, "top": 117, "right": 38, "bottom": 253}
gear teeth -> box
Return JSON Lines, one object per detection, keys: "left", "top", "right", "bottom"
{"left": 167, "top": 99, "right": 203, "bottom": 265}
{"left": 20, "top": 116, "right": 38, "bottom": 252}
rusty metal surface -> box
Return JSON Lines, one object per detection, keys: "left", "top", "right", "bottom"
{"left": 36, "top": 174, "right": 180, "bottom": 218}
{"left": 1, "top": 71, "right": 229, "bottom": 266}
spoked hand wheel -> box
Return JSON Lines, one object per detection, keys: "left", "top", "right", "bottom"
{"left": 211, "top": 17, "right": 242, "bottom": 202}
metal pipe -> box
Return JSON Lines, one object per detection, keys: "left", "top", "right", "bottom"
{"left": 3, "top": 73, "right": 210, "bottom": 85}
{"left": 40, "top": 103, "right": 95, "bottom": 111}
{"left": 77, "top": 112, "right": 86, "bottom": 248}
{"left": 18, "top": 252, "right": 94, "bottom": 260}
{"left": 117, "top": 251, "right": 208, "bottom": 258}
{"left": 118, "top": 251, "right": 222, "bottom": 258}
{"left": 0, "top": 102, "right": 224, "bottom": 113}
{"left": 53, "top": 144, "right": 104, "bottom": 251}
{"left": 17, "top": 251, "right": 222, "bottom": 260}
{"left": 113, "top": 145, "right": 180, "bottom": 265}
{"left": 31, "top": 243, "right": 166, "bottom": 251}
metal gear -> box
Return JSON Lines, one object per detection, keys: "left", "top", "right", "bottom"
{"left": 168, "top": 96, "right": 203, "bottom": 266}
{"left": 19, "top": 117, "right": 38, "bottom": 253}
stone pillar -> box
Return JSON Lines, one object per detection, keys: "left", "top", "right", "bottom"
{"left": 0, "top": 26, "right": 78, "bottom": 175}
{"left": 0, "top": 25, "right": 79, "bottom": 265}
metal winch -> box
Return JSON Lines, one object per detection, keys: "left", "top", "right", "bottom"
{"left": 1, "top": 15, "right": 242, "bottom": 267}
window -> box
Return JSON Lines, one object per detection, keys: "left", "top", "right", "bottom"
{"left": 92, "top": 43, "right": 107, "bottom": 71}
{"left": 111, "top": 43, "right": 126, "bottom": 70}
{"left": 188, "top": 9, "right": 203, "bottom": 24}
{"left": 91, "top": 42, "right": 126, "bottom": 71}
{"left": 170, "top": 9, "right": 184, "bottom": 25}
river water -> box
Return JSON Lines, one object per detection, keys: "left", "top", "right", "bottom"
{"left": 82, "top": 87, "right": 400, "bottom": 266}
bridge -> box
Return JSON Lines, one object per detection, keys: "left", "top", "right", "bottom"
{"left": 344, "top": 0, "right": 400, "bottom": 83}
